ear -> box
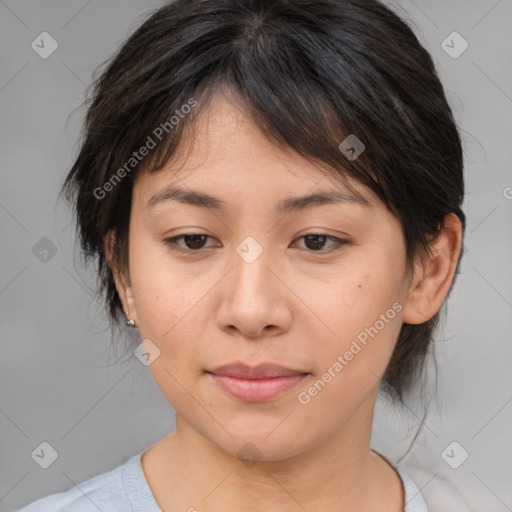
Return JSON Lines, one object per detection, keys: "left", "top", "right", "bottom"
{"left": 402, "top": 213, "right": 463, "bottom": 325}
{"left": 104, "top": 230, "right": 137, "bottom": 324}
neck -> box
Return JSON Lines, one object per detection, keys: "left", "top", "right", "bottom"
{"left": 143, "top": 396, "right": 404, "bottom": 511}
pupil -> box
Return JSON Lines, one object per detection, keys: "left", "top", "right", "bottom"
{"left": 185, "top": 234, "right": 206, "bottom": 249}
{"left": 305, "top": 234, "right": 326, "bottom": 251}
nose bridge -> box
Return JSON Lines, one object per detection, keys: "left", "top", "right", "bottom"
{"left": 231, "top": 235, "right": 275, "bottom": 304}
{"left": 217, "top": 234, "right": 291, "bottom": 337}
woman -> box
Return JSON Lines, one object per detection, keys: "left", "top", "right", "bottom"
{"left": 18, "top": 0, "right": 470, "bottom": 510}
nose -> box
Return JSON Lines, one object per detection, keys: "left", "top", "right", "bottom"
{"left": 216, "top": 246, "right": 293, "bottom": 340}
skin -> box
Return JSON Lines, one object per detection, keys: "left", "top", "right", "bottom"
{"left": 105, "top": 89, "right": 463, "bottom": 511}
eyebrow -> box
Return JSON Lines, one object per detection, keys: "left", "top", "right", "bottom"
{"left": 146, "top": 185, "right": 372, "bottom": 214}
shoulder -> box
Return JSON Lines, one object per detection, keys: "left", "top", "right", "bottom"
{"left": 396, "top": 463, "right": 474, "bottom": 512}
{"left": 16, "top": 453, "right": 140, "bottom": 512}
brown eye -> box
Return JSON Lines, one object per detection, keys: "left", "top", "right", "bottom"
{"left": 295, "top": 234, "right": 349, "bottom": 252}
{"left": 181, "top": 234, "right": 208, "bottom": 249}
{"left": 304, "top": 234, "right": 329, "bottom": 251}
{"left": 163, "top": 233, "right": 349, "bottom": 255}
{"left": 163, "top": 234, "right": 219, "bottom": 252}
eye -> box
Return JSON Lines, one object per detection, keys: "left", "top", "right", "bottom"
{"left": 292, "top": 233, "right": 349, "bottom": 252}
{"left": 163, "top": 234, "right": 220, "bottom": 253}
{"left": 163, "top": 233, "right": 349, "bottom": 254}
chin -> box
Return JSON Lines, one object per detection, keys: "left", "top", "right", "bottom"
{"left": 214, "top": 429, "right": 311, "bottom": 464}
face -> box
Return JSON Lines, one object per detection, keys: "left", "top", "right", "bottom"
{"left": 115, "top": 91, "right": 414, "bottom": 461}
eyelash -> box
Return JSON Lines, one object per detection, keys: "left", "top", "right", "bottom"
{"left": 162, "top": 233, "right": 350, "bottom": 255}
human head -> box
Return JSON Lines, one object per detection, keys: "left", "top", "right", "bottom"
{"left": 61, "top": 0, "right": 465, "bottom": 412}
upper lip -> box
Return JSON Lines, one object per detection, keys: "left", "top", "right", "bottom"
{"left": 207, "top": 362, "right": 308, "bottom": 379}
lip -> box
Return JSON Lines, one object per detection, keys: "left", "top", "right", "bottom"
{"left": 208, "top": 362, "right": 307, "bottom": 379}
{"left": 206, "top": 362, "right": 309, "bottom": 402}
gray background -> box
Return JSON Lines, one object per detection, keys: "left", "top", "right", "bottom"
{"left": 1, "top": 0, "right": 511, "bottom": 510}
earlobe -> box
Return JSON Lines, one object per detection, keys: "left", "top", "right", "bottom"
{"left": 401, "top": 214, "right": 463, "bottom": 325}
{"left": 401, "top": 260, "right": 434, "bottom": 325}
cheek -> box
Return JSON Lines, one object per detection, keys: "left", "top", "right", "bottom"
{"left": 297, "top": 308, "right": 402, "bottom": 421}
{"left": 307, "top": 264, "right": 395, "bottom": 334}
{"left": 130, "top": 241, "right": 208, "bottom": 337}
{"left": 306, "top": 266, "right": 403, "bottom": 386}
{"left": 129, "top": 253, "right": 218, "bottom": 380}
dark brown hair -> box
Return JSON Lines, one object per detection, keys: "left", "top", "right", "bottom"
{"left": 60, "top": 0, "right": 466, "bottom": 404}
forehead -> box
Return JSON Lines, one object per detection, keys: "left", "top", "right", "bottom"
{"left": 133, "top": 90, "right": 380, "bottom": 212}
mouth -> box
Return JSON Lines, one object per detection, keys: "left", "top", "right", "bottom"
{"left": 206, "top": 362, "right": 310, "bottom": 402}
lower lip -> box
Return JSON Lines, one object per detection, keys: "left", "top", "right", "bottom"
{"left": 208, "top": 373, "right": 309, "bottom": 402}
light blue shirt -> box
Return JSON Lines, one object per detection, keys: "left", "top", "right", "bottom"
{"left": 17, "top": 451, "right": 429, "bottom": 511}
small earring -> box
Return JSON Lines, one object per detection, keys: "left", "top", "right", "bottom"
{"left": 125, "top": 311, "right": 136, "bottom": 328}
